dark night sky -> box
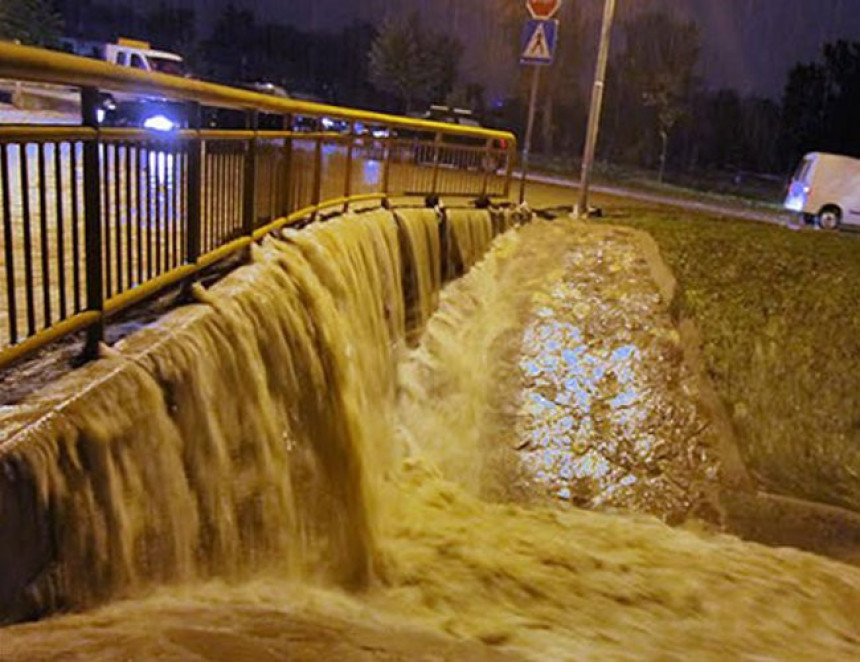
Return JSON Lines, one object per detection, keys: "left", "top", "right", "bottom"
{"left": 118, "top": 0, "right": 860, "bottom": 100}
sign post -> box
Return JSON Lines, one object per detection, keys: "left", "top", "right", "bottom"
{"left": 519, "top": 1, "right": 561, "bottom": 204}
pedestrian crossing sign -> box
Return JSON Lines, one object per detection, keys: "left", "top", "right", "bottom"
{"left": 520, "top": 19, "right": 559, "bottom": 66}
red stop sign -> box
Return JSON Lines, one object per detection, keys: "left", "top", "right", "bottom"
{"left": 526, "top": 0, "right": 562, "bottom": 19}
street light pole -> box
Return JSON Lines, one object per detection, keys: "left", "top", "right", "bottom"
{"left": 577, "top": 0, "right": 617, "bottom": 218}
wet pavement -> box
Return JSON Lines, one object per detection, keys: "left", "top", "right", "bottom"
{"left": 514, "top": 227, "right": 720, "bottom": 524}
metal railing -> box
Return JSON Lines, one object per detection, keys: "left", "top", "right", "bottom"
{"left": 0, "top": 42, "right": 517, "bottom": 369}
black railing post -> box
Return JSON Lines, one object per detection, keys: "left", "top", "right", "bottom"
{"left": 81, "top": 86, "right": 104, "bottom": 359}
{"left": 382, "top": 133, "right": 393, "bottom": 199}
{"left": 281, "top": 114, "right": 293, "bottom": 217}
{"left": 480, "top": 138, "right": 493, "bottom": 198}
{"left": 185, "top": 102, "right": 202, "bottom": 264}
{"left": 343, "top": 121, "right": 354, "bottom": 213}
{"left": 242, "top": 110, "right": 258, "bottom": 236}
{"left": 311, "top": 133, "right": 323, "bottom": 218}
{"left": 430, "top": 131, "right": 443, "bottom": 196}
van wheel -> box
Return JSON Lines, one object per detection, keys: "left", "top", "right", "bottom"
{"left": 818, "top": 206, "right": 842, "bottom": 231}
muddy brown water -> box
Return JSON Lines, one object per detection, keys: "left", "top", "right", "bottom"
{"left": 0, "top": 212, "right": 858, "bottom": 660}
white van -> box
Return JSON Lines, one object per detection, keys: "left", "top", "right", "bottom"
{"left": 784, "top": 152, "right": 860, "bottom": 230}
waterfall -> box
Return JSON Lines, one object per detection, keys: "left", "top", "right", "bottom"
{"left": 0, "top": 205, "right": 525, "bottom": 622}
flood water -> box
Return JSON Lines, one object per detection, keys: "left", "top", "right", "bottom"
{"left": 1, "top": 212, "right": 858, "bottom": 660}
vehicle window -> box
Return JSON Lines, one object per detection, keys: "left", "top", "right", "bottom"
{"left": 130, "top": 54, "right": 147, "bottom": 70}
{"left": 794, "top": 157, "right": 813, "bottom": 183}
{"left": 149, "top": 57, "right": 186, "bottom": 77}
{"left": 116, "top": 52, "right": 127, "bottom": 66}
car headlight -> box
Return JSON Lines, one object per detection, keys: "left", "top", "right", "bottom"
{"left": 143, "top": 114, "right": 176, "bottom": 132}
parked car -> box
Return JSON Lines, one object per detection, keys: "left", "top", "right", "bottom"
{"left": 397, "top": 105, "right": 508, "bottom": 172}
{"left": 785, "top": 152, "right": 860, "bottom": 230}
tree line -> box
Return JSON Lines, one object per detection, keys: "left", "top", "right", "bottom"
{"left": 2, "top": 1, "right": 858, "bottom": 181}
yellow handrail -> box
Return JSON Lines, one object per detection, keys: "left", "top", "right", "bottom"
{"left": 0, "top": 42, "right": 516, "bottom": 144}
{"left": 0, "top": 41, "right": 518, "bottom": 371}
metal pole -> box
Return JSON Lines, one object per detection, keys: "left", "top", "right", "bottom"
{"left": 185, "top": 102, "right": 202, "bottom": 265}
{"left": 519, "top": 65, "right": 541, "bottom": 204}
{"left": 242, "top": 110, "right": 258, "bottom": 236}
{"left": 80, "top": 86, "right": 104, "bottom": 359}
{"left": 577, "top": 0, "right": 616, "bottom": 218}
{"left": 430, "top": 131, "right": 443, "bottom": 197}
{"left": 343, "top": 122, "right": 354, "bottom": 213}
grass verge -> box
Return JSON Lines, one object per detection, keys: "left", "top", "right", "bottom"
{"left": 616, "top": 211, "right": 860, "bottom": 513}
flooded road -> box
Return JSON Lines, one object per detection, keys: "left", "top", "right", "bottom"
{"left": 1, "top": 215, "right": 858, "bottom": 660}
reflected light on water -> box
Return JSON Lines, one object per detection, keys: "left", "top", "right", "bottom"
{"left": 515, "top": 236, "right": 719, "bottom": 521}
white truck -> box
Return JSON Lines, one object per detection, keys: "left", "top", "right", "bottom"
{"left": 784, "top": 152, "right": 860, "bottom": 230}
{"left": 59, "top": 37, "right": 188, "bottom": 129}
{"left": 61, "top": 37, "right": 187, "bottom": 76}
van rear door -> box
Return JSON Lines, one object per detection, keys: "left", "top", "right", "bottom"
{"left": 785, "top": 154, "right": 816, "bottom": 213}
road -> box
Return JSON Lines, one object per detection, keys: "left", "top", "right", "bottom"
{"left": 518, "top": 171, "right": 791, "bottom": 225}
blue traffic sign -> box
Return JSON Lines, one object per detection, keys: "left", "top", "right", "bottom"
{"left": 520, "top": 19, "right": 559, "bottom": 66}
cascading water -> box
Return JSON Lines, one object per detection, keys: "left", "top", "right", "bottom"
{"left": 0, "top": 205, "right": 510, "bottom": 620}
{"left": 0, "top": 208, "right": 858, "bottom": 660}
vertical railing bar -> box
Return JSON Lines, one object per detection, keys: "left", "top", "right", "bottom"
{"left": 200, "top": 143, "right": 208, "bottom": 253}
{"left": 113, "top": 140, "right": 123, "bottom": 294}
{"left": 37, "top": 142, "right": 51, "bottom": 327}
{"left": 281, "top": 117, "right": 293, "bottom": 217}
{"left": 19, "top": 143, "right": 36, "bottom": 336}
{"left": 235, "top": 150, "right": 243, "bottom": 233}
{"left": 311, "top": 134, "right": 322, "bottom": 219}
{"left": 1, "top": 144, "right": 18, "bottom": 344}
{"left": 382, "top": 134, "right": 393, "bottom": 198}
{"left": 81, "top": 86, "right": 104, "bottom": 358}
{"left": 213, "top": 149, "right": 221, "bottom": 245}
{"left": 165, "top": 146, "right": 174, "bottom": 268}
{"left": 207, "top": 144, "right": 214, "bottom": 252}
{"left": 503, "top": 142, "right": 516, "bottom": 200}
{"left": 430, "top": 133, "right": 444, "bottom": 197}
{"left": 174, "top": 146, "right": 182, "bottom": 268}
{"left": 480, "top": 138, "right": 493, "bottom": 198}
{"left": 154, "top": 144, "right": 163, "bottom": 275}
{"left": 55, "top": 141, "right": 67, "bottom": 321}
{"left": 145, "top": 146, "right": 153, "bottom": 280}
{"left": 212, "top": 149, "right": 219, "bottom": 245}
{"left": 161, "top": 146, "right": 169, "bottom": 266}
{"left": 124, "top": 141, "right": 133, "bottom": 287}
{"left": 343, "top": 124, "right": 354, "bottom": 213}
{"left": 171, "top": 146, "right": 179, "bottom": 268}
{"left": 70, "top": 141, "right": 81, "bottom": 313}
{"left": 268, "top": 142, "right": 276, "bottom": 222}
{"left": 264, "top": 141, "right": 272, "bottom": 222}
{"left": 135, "top": 145, "right": 144, "bottom": 284}
{"left": 242, "top": 112, "right": 259, "bottom": 237}
{"left": 220, "top": 150, "right": 227, "bottom": 242}
{"left": 102, "top": 142, "right": 112, "bottom": 298}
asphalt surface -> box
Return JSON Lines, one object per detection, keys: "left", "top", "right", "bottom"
{"left": 517, "top": 171, "right": 791, "bottom": 225}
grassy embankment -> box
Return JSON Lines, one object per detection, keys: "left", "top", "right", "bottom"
{"left": 619, "top": 212, "right": 860, "bottom": 513}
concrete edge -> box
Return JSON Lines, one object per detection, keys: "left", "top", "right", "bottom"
{"left": 608, "top": 220, "right": 860, "bottom": 564}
